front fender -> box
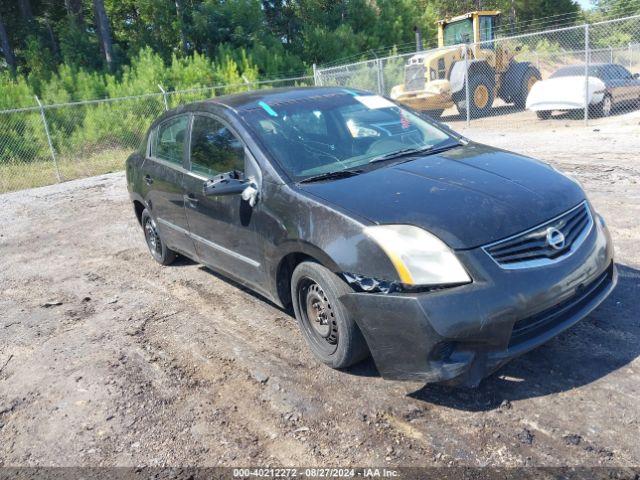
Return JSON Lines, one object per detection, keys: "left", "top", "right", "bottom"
{"left": 260, "top": 183, "right": 401, "bottom": 304}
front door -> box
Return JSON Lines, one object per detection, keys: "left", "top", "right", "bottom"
{"left": 616, "top": 65, "right": 640, "bottom": 103}
{"left": 182, "top": 113, "right": 266, "bottom": 290}
{"left": 142, "top": 114, "right": 196, "bottom": 257}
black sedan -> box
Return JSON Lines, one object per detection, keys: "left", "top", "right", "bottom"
{"left": 126, "top": 87, "right": 616, "bottom": 387}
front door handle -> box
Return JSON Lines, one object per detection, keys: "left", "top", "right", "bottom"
{"left": 185, "top": 193, "right": 199, "bottom": 208}
{"left": 144, "top": 174, "right": 153, "bottom": 185}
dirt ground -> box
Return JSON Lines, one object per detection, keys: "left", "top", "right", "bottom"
{"left": 1, "top": 114, "right": 639, "bottom": 469}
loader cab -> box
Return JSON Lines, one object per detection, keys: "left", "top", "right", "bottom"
{"left": 438, "top": 11, "right": 500, "bottom": 49}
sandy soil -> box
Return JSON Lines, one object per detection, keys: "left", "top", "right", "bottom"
{"left": 0, "top": 121, "right": 639, "bottom": 468}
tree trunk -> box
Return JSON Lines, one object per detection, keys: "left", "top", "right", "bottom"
{"left": 0, "top": 11, "right": 17, "bottom": 73}
{"left": 45, "top": 20, "right": 60, "bottom": 59}
{"left": 65, "top": 0, "right": 84, "bottom": 25}
{"left": 175, "top": 0, "right": 187, "bottom": 55}
{"left": 93, "top": 0, "right": 114, "bottom": 71}
{"left": 18, "top": 0, "right": 34, "bottom": 23}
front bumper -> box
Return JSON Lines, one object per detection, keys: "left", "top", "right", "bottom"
{"left": 393, "top": 91, "right": 455, "bottom": 111}
{"left": 340, "top": 214, "right": 616, "bottom": 387}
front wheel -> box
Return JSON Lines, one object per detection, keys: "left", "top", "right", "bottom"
{"left": 291, "top": 261, "right": 369, "bottom": 369}
{"left": 141, "top": 208, "right": 177, "bottom": 265}
{"left": 536, "top": 110, "right": 552, "bottom": 120}
{"left": 456, "top": 73, "right": 495, "bottom": 119}
{"left": 591, "top": 94, "right": 613, "bottom": 118}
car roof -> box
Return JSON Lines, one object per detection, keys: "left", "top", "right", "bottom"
{"left": 554, "top": 63, "right": 616, "bottom": 72}
{"left": 201, "top": 86, "right": 371, "bottom": 112}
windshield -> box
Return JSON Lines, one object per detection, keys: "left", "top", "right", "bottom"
{"left": 240, "top": 92, "right": 454, "bottom": 181}
{"left": 443, "top": 19, "right": 473, "bottom": 46}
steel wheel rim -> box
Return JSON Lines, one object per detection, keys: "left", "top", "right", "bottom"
{"left": 144, "top": 217, "right": 162, "bottom": 259}
{"left": 603, "top": 96, "right": 612, "bottom": 116}
{"left": 474, "top": 84, "right": 489, "bottom": 109}
{"left": 298, "top": 277, "right": 338, "bottom": 355}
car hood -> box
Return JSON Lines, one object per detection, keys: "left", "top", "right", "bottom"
{"left": 526, "top": 75, "right": 605, "bottom": 110}
{"left": 297, "top": 143, "right": 585, "bottom": 250}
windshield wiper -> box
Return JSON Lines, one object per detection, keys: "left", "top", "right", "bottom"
{"left": 298, "top": 169, "right": 363, "bottom": 184}
{"left": 368, "top": 141, "right": 461, "bottom": 164}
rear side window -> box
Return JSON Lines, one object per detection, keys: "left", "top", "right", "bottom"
{"left": 152, "top": 116, "right": 188, "bottom": 165}
{"left": 190, "top": 115, "right": 245, "bottom": 177}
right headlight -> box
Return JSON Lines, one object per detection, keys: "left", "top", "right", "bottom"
{"left": 364, "top": 225, "right": 471, "bottom": 287}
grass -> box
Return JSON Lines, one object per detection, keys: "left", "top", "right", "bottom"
{"left": 0, "top": 148, "right": 131, "bottom": 194}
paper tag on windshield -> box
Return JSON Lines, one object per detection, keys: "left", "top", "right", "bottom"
{"left": 354, "top": 95, "right": 395, "bottom": 110}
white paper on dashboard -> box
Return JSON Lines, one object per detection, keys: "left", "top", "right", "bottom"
{"left": 354, "top": 95, "right": 395, "bottom": 109}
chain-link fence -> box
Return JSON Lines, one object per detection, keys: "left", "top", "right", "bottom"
{"left": 316, "top": 14, "right": 640, "bottom": 131}
{"left": 0, "top": 75, "right": 313, "bottom": 194}
{"left": 3, "top": 15, "right": 640, "bottom": 195}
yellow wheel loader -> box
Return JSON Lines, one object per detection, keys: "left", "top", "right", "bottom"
{"left": 390, "top": 11, "right": 541, "bottom": 118}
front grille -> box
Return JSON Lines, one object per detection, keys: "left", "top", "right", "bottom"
{"left": 483, "top": 202, "right": 593, "bottom": 269}
{"left": 508, "top": 263, "right": 613, "bottom": 348}
{"left": 405, "top": 64, "right": 425, "bottom": 92}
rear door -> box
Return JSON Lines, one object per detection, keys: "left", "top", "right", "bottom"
{"left": 182, "top": 113, "right": 266, "bottom": 288}
{"left": 142, "top": 114, "right": 196, "bottom": 257}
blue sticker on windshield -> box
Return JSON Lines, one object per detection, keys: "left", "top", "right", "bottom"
{"left": 258, "top": 101, "right": 278, "bottom": 117}
{"left": 342, "top": 89, "right": 357, "bottom": 96}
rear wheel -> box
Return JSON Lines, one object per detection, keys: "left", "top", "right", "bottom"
{"left": 514, "top": 67, "right": 541, "bottom": 109}
{"left": 291, "top": 261, "right": 369, "bottom": 369}
{"left": 424, "top": 109, "right": 444, "bottom": 119}
{"left": 456, "top": 73, "right": 495, "bottom": 119}
{"left": 141, "top": 208, "right": 176, "bottom": 265}
{"left": 536, "top": 110, "right": 551, "bottom": 120}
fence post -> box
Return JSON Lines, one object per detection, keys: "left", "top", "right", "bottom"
{"left": 610, "top": 46, "right": 613, "bottom": 63}
{"left": 630, "top": 43, "right": 633, "bottom": 69}
{"left": 376, "top": 58, "right": 384, "bottom": 95}
{"left": 35, "top": 96, "right": 61, "bottom": 183}
{"left": 158, "top": 84, "right": 169, "bottom": 111}
{"left": 464, "top": 46, "right": 470, "bottom": 127}
{"left": 313, "top": 63, "right": 320, "bottom": 86}
{"left": 584, "top": 24, "right": 590, "bottom": 126}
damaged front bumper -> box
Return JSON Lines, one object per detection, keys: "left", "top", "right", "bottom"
{"left": 340, "top": 215, "right": 616, "bottom": 387}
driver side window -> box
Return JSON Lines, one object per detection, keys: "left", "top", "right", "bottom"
{"left": 190, "top": 115, "right": 245, "bottom": 177}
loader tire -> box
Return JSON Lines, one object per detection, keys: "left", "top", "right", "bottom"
{"left": 456, "top": 73, "right": 494, "bottom": 119}
{"left": 514, "top": 67, "right": 541, "bottom": 109}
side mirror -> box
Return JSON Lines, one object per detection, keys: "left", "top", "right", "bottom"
{"left": 203, "top": 172, "right": 259, "bottom": 205}
{"left": 203, "top": 172, "right": 247, "bottom": 197}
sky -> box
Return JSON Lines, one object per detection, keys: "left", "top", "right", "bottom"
{"left": 576, "top": 0, "right": 595, "bottom": 10}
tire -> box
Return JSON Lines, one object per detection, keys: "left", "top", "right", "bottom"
{"left": 591, "top": 94, "right": 613, "bottom": 118}
{"left": 425, "top": 109, "right": 444, "bottom": 119}
{"left": 456, "top": 73, "right": 495, "bottom": 119}
{"left": 291, "top": 261, "right": 369, "bottom": 369}
{"left": 141, "top": 208, "right": 176, "bottom": 265}
{"left": 514, "top": 67, "right": 541, "bottom": 109}
{"left": 536, "top": 110, "right": 551, "bottom": 120}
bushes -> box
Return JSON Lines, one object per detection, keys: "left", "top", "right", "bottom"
{"left": 0, "top": 46, "right": 267, "bottom": 170}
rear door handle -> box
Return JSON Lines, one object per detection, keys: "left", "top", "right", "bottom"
{"left": 144, "top": 175, "right": 153, "bottom": 185}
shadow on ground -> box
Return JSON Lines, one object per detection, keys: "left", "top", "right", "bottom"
{"left": 408, "top": 263, "right": 640, "bottom": 411}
